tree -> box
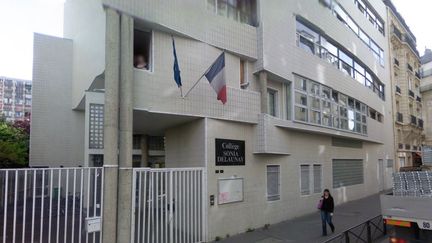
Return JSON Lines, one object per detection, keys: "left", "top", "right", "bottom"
{"left": 0, "top": 120, "right": 29, "bottom": 168}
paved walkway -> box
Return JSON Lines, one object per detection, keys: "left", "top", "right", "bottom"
{"left": 218, "top": 193, "right": 383, "bottom": 243}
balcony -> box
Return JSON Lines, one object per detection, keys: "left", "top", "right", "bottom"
{"left": 418, "top": 119, "right": 424, "bottom": 129}
{"left": 392, "top": 25, "right": 403, "bottom": 40}
{"left": 407, "top": 64, "right": 413, "bottom": 72}
{"left": 396, "top": 112, "right": 403, "bottom": 123}
{"left": 395, "top": 85, "right": 401, "bottom": 94}
{"left": 405, "top": 144, "right": 411, "bottom": 150}
{"left": 394, "top": 58, "right": 400, "bottom": 66}
{"left": 415, "top": 71, "right": 421, "bottom": 79}
{"left": 408, "top": 90, "right": 415, "bottom": 98}
{"left": 416, "top": 96, "right": 422, "bottom": 102}
{"left": 410, "top": 115, "right": 417, "bottom": 125}
{"left": 398, "top": 143, "right": 403, "bottom": 149}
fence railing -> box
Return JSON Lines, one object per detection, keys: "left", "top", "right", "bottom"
{"left": 0, "top": 167, "right": 103, "bottom": 243}
{"left": 322, "top": 215, "right": 386, "bottom": 243}
{"left": 131, "top": 167, "right": 206, "bottom": 243}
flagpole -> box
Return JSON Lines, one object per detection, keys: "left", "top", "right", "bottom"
{"left": 180, "top": 86, "right": 183, "bottom": 98}
{"left": 183, "top": 72, "right": 206, "bottom": 98}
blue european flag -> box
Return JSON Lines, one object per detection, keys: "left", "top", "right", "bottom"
{"left": 172, "top": 37, "right": 182, "bottom": 87}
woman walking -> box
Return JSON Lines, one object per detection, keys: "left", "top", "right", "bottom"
{"left": 319, "top": 189, "right": 335, "bottom": 236}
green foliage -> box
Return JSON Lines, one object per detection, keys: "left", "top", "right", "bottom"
{"left": 0, "top": 121, "right": 29, "bottom": 167}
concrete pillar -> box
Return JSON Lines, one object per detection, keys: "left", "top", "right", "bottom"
{"left": 102, "top": 8, "right": 120, "bottom": 243}
{"left": 141, "top": 135, "right": 148, "bottom": 167}
{"left": 259, "top": 71, "right": 268, "bottom": 113}
{"left": 116, "top": 13, "right": 134, "bottom": 243}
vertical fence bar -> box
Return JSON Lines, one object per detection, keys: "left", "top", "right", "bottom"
{"left": 187, "top": 171, "right": 190, "bottom": 243}
{"left": 48, "top": 169, "right": 53, "bottom": 243}
{"left": 79, "top": 169, "right": 83, "bottom": 243}
{"left": 3, "top": 171, "right": 8, "bottom": 243}
{"left": 198, "top": 170, "right": 201, "bottom": 241}
{"left": 40, "top": 170, "right": 46, "bottom": 243}
{"left": 174, "top": 171, "right": 178, "bottom": 243}
{"left": 22, "top": 171, "right": 28, "bottom": 243}
{"left": 31, "top": 171, "right": 36, "bottom": 243}
{"left": 100, "top": 167, "right": 104, "bottom": 243}
{"left": 64, "top": 170, "right": 69, "bottom": 243}
{"left": 169, "top": 171, "right": 173, "bottom": 243}
{"left": 56, "top": 170, "right": 62, "bottom": 243}
{"left": 182, "top": 171, "right": 185, "bottom": 243}
{"left": 71, "top": 169, "right": 77, "bottom": 243}
{"left": 86, "top": 168, "right": 91, "bottom": 243}
{"left": 131, "top": 170, "right": 137, "bottom": 243}
{"left": 164, "top": 171, "right": 168, "bottom": 243}
{"left": 136, "top": 171, "right": 141, "bottom": 243}
{"left": 141, "top": 171, "right": 147, "bottom": 243}
{"left": 147, "top": 172, "right": 152, "bottom": 243}
{"left": 93, "top": 168, "right": 97, "bottom": 243}
{"left": 12, "top": 170, "right": 18, "bottom": 243}
{"left": 156, "top": 172, "right": 159, "bottom": 243}
{"left": 193, "top": 170, "right": 196, "bottom": 242}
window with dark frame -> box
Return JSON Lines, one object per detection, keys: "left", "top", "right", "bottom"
{"left": 133, "top": 29, "right": 152, "bottom": 71}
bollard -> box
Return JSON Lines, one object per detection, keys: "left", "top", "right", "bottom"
{"left": 345, "top": 231, "right": 350, "bottom": 243}
{"left": 366, "top": 221, "right": 372, "bottom": 243}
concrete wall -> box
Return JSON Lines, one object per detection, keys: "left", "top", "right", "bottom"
{"left": 205, "top": 117, "right": 391, "bottom": 239}
{"left": 30, "top": 33, "right": 85, "bottom": 167}
{"left": 64, "top": 0, "right": 106, "bottom": 108}
{"left": 165, "top": 119, "right": 205, "bottom": 168}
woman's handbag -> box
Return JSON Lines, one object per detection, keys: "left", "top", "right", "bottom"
{"left": 317, "top": 199, "right": 323, "bottom": 209}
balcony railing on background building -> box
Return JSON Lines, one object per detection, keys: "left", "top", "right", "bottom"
{"left": 416, "top": 96, "right": 421, "bottom": 102}
{"left": 409, "top": 90, "right": 415, "bottom": 98}
{"left": 407, "top": 64, "right": 413, "bottom": 72}
{"left": 398, "top": 143, "right": 404, "bottom": 149}
{"left": 396, "top": 112, "right": 403, "bottom": 123}
{"left": 410, "top": 115, "right": 417, "bottom": 125}
{"left": 392, "top": 25, "right": 403, "bottom": 40}
{"left": 419, "top": 118, "right": 424, "bottom": 128}
{"left": 395, "top": 85, "right": 401, "bottom": 94}
{"left": 415, "top": 71, "right": 421, "bottom": 79}
{"left": 393, "top": 58, "right": 399, "bottom": 66}
{"left": 406, "top": 144, "right": 411, "bottom": 150}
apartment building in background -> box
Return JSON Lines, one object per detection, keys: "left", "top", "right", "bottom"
{"left": 384, "top": 0, "right": 424, "bottom": 169}
{"left": 0, "top": 76, "right": 32, "bottom": 122}
{"left": 30, "top": 0, "right": 395, "bottom": 239}
{"left": 420, "top": 49, "right": 432, "bottom": 146}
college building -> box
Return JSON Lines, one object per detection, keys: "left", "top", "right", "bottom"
{"left": 30, "top": 0, "right": 396, "bottom": 240}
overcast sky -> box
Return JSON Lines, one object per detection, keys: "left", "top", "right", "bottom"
{"left": 0, "top": 0, "right": 430, "bottom": 80}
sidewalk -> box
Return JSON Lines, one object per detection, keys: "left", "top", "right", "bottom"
{"left": 218, "top": 193, "right": 383, "bottom": 243}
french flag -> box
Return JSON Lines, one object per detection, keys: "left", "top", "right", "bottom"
{"left": 204, "top": 53, "right": 227, "bottom": 104}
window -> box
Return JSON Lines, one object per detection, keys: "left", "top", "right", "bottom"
{"left": 240, "top": 60, "right": 249, "bottom": 89}
{"left": 89, "top": 104, "right": 104, "bottom": 149}
{"left": 285, "top": 83, "right": 292, "bottom": 120}
{"left": 293, "top": 74, "right": 368, "bottom": 134}
{"left": 319, "top": 2, "right": 385, "bottom": 64}
{"left": 296, "top": 18, "right": 385, "bottom": 100}
{"left": 332, "top": 159, "right": 364, "bottom": 188}
{"left": 134, "top": 29, "right": 152, "bottom": 71}
{"left": 267, "top": 89, "right": 277, "bottom": 117}
{"left": 207, "top": 0, "right": 257, "bottom": 26}
{"left": 313, "top": 165, "right": 323, "bottom": 193}
{"left": 267, "top": 165, "right": 280, "bottom": 201}
{"left": 387, "top": 159, "right": 394, "bottom": 168}
{"left": 354, "top": 0, "right": 384, "bottom": 35}
{"left": 300, "top": 165, "right": 310, "bottom": 195}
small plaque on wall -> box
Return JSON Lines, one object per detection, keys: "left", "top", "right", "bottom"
{"left": 215, "top": 138, "right": 245, "bottom": 166}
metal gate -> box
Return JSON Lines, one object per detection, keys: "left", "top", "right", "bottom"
{"left": 131, "top": 168, "right": 207, "bottom": 243}
{"left": 0, "top": 167, "right": 103, "bottom": 243}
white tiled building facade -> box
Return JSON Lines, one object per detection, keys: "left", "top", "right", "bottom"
{"left": 31, "top": 0, "right": 396, "bottom": 239}
{"left": 0, "top": 76, "right": 31, "bottom": 122}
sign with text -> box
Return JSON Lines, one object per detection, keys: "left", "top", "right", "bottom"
{"left": 215, "top": 139, "right": 245, "bottom": 166}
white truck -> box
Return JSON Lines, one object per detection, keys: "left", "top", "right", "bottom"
{"left": 380, "top": 171, "right": 432, "bottom": 232}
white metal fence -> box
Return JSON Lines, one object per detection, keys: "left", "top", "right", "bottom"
{"left": 131, "top": 168, "right": 207, "bottom": 243}
{"left": 0, "top": 167, "right": 103, "bottom": 243}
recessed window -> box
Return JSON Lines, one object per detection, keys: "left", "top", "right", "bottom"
{"left": 267, "top": 165, "right": 280, "bottom": 201}
{"left": 240, "top": 60, "right": 249, "bottom": 89}
{"left": 134, "top": 29, "right": 152, "bottom": 71}
{"left": 207, "top": 0, "right": 257, "bottom": 26}
{"left": 300, "top": 165, "right": 311, "bottom": 195}
{"left": 267, "top": 89, "right": 278, "bottom": 117}
{"left": 313, "top": 164, "right": 323, "bottom": 193}
{"left": 332, "top": 159, "right": 364, "bottom": 188}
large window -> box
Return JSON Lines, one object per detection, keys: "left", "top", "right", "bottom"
{"left": 267, "top": 165, "right": 280, "bottom": 201}
{"left": 267, "top": 89, "right": 278, "bottom": 117}
{"left": 207, "top": 0, "right": 257, "bottom": 26}
{"left": 300, "top": 165, "right": 311, "bottom": 195}
{"left": 134, "top": 29, "right": 152, "bottom": 71}
{"left": 332, "top": 159, "right": 364, "bottom": 188}
{"left": 300, "top": 164, "right": 323, "bottom": 195}
{"left": 296, "top": 18, "right": 385, "bottom": 100}
{"left": 318, "top": 1, "right": 385, "bottom": 66}
{"left": 294, "top": 75, "right": 368, "bottom": 135}
{"left": 353, "top": 0, "right": 385, "bottom": 35}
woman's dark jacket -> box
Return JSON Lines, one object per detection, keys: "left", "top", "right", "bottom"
{"left": 320, "top": 196, "right": 334, "bottom": 213}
